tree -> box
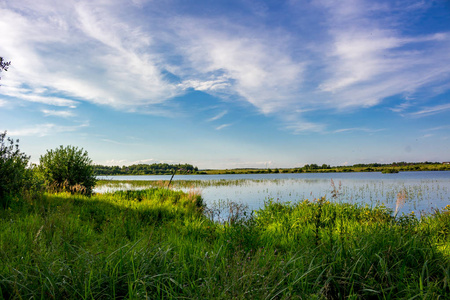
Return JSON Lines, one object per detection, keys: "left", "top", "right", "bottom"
{"left": 39, "top": 145, "right": 96, "bottom": 195}
{"left": 0, "top": 131, "right": 31, "bottom": 207}
{"left": 0, "top": 56, "right": 11, "bottom": 81}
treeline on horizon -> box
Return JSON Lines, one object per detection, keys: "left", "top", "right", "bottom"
{"left": 207, "top": 161, "right": 450, "bottom": 174}
{"left": 94, "top": 163, "right": 199, "bottom": 175}
{"left": 94, "top": 161, "right": 449, "bottom": 176}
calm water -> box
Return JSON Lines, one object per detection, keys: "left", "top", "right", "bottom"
{"left": 96, "top": 171, "right": 450, "bottom": 216}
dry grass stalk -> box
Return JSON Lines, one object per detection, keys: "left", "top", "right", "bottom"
{"left": 395, "top": 190, "right": 407, "bottom": 215}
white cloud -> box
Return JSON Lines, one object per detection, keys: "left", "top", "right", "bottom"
{"left": 173, "top": 19, "right": 306, "bottom": 115}
{"left": 1, "top": 0, "right": 449, "bottom": 134}
{"left": 179, "top": 78, "right": 230, "bottom": 92}
{"left": 99, "top": 157, "right": 193, "bottom": 166}
{"left": 103, "top": 159, "right": 127, "bottom": 165}
{"left": 332, "top": 127, "right": 385, "bottom": 134}
{"left": 283, "top": 114, "right": 326, "bottom": 134}
{"left": 208, "top": 110, "right": 227, "bottom": 122}
{"left": 0, "top": 0, "right": 182, "bottom": 111}
{"left": 131, "top": 158, "right": 157, "bottom": 164}
{"left": 1, "top": 83, "right": 78, "bottom": 107}
{"left": 101, "top": 139, "right": 125, "bottom": 145}
{"left": 410, "top": 103, "right": 450, "bottom": 117}
{"left": 389, "top": 101, "right": 413, "bottom": 113}
{"left": 314, "top": 0, "right": 450, "bottom": 110}
{"left": 42, "top": 109, "right": 75, "bottom": 118}
{"left": 215, "top": 123, "right": 232, "bottom": 130}
{"left": 422, "top": 125, "right": 450, "bottom": 132}
{"left": 101, "top": 138, "right": 144, "bottom": 146}
{"left": 7, "top": 122, "right": 88, "bottom": 137}
{"left": 285, "top": 121, "right": 325, "bottom": 134}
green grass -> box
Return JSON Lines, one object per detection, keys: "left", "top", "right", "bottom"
{"left": 1, "top": 189, "right": 449, "bottom": 299}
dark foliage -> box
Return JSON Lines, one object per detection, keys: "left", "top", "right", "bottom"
{"left": 0, "top": 131, "right": 31, "bottom": 207}
{"left": 94, "top": 163, "right": 199, "bottom": 175}
{"left": 0, "top": 56, "right": 11, "bottom": 81}
{"left": 39, "top": 145, "right": 96, "bottom": 195}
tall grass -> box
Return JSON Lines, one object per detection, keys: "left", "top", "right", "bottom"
{"left": 1, "top": 189, "right": 449, "bottom": 299}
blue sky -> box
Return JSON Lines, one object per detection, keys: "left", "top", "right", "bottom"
{"left": 0, "top": 0, "right": 449, "bottom": 169}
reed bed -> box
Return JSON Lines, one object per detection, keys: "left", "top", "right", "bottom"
{"left": 1, "top": 189, "right": 449, "bottom": 299}
{"left": 96, "top": 177, "right": 450, "bottom": 217}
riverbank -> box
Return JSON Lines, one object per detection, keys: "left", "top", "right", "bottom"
{"left": 1, "top": 188, "right": 449, "bottom": 299}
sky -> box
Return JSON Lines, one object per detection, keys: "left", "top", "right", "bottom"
{"left": 0, "top": 0, "right": 449, "bottom": 169}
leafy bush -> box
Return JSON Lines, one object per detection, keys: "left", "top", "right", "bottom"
{"left": 39, "top": 145, "right": 96, "bottom": 195}
{"left": 0, "top": 131, "right": 32, "bottom": 207}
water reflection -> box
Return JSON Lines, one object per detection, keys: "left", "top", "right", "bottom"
{"left": 95, "top": 171, "right": 450, "bottom": 216}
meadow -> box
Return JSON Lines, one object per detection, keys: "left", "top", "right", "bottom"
{"left": 1, "top": 186, "right": 450, "bottom": 299}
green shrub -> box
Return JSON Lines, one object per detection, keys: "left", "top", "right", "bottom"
{"left": 38, "top": 145, "right": 96, "bottom": 195}
{"left": 0, "top": 131, "right": 33, "bottom": 207}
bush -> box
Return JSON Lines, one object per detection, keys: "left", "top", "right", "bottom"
{"left": 0, "top": 131, "right": 32, "bottom": 207}
{"left": 39, "top": 145, "right": 96, "bottom": 195}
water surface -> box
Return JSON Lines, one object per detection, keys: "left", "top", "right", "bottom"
{"left": 96, "top": 171, "right": 450, "bottom": 216}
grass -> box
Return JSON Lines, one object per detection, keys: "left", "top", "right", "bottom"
{"left": 1, "top": 189, "right": 449, "bottom": 299}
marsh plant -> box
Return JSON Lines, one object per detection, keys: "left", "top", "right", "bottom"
{"left": 395, "top": 189, "right": 407, "bottom": 216}
{"left": 204, "top": 199, "right": 250, "bottom": 224}
{"left": 1, "top": 187, "right": 450, "bottom": 299}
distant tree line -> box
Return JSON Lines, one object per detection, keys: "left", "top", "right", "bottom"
{"left": 94, "top": 163, "right": 199, "bottom": 175}
{"left": 203, "top": 161, "right": 449, "bottom": 175}
{"left": 351, "top": 162, "right": 441, "bottom": 168}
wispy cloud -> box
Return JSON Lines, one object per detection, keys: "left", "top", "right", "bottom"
{"left": 179, "top": 78, "right": 230, "bottom": 92}
{"left": 171, "top": 17, "right": 306, "bottom": 115}
{"left": 283, "top": 114, "right": 326, "bottom": 134}
{"left": 42, "top": 109, "right": 75, "bottom": 118}
{"left": 131, "top": 158, "right": 156, "bottom": 164}
{"left": 0, "top": 1, "right": 182, "bottom": 111}
{"left": 1, "top": 85, "right": 78, "bottom": 107}
{"left": 130, "top": 158, "right": 182, "bottom": 165}
{"left": 315, "top": 0, "right": 450, "bottom": 111}
{"left": 421, "top": 125, "right": 450, "bottom": 132}
{"left": 7, "top": 122, "right": 88, "bottom": 137}
{"left": 332, "top": 127, "right": 385, "bottom": 134}
{"left": 1, "top": 0, "right": 449, "bottom": 134}
{"left": 104, "top": 159, "right": 127, "bottom": 165}
{"left": 389, "top": 101, "right": 414, "bottom": 113}
{"left": 208, "top": 110, "right": 227, "bottom": 122}
{"left": 410, "top": 103, "right": 450, "bottom": 117}
{"left": 101, "top": 139, "right": 125, "bottom": 145}
{"left": 101, "top": 138, "right": 143, "bottom": 146}
{"left": 216, "top": 123, "right": 232, "bottom": 130}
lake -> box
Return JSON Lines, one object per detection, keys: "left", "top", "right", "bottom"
{"left": 96, "top": 171, "right": 450, "bottom": 217}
